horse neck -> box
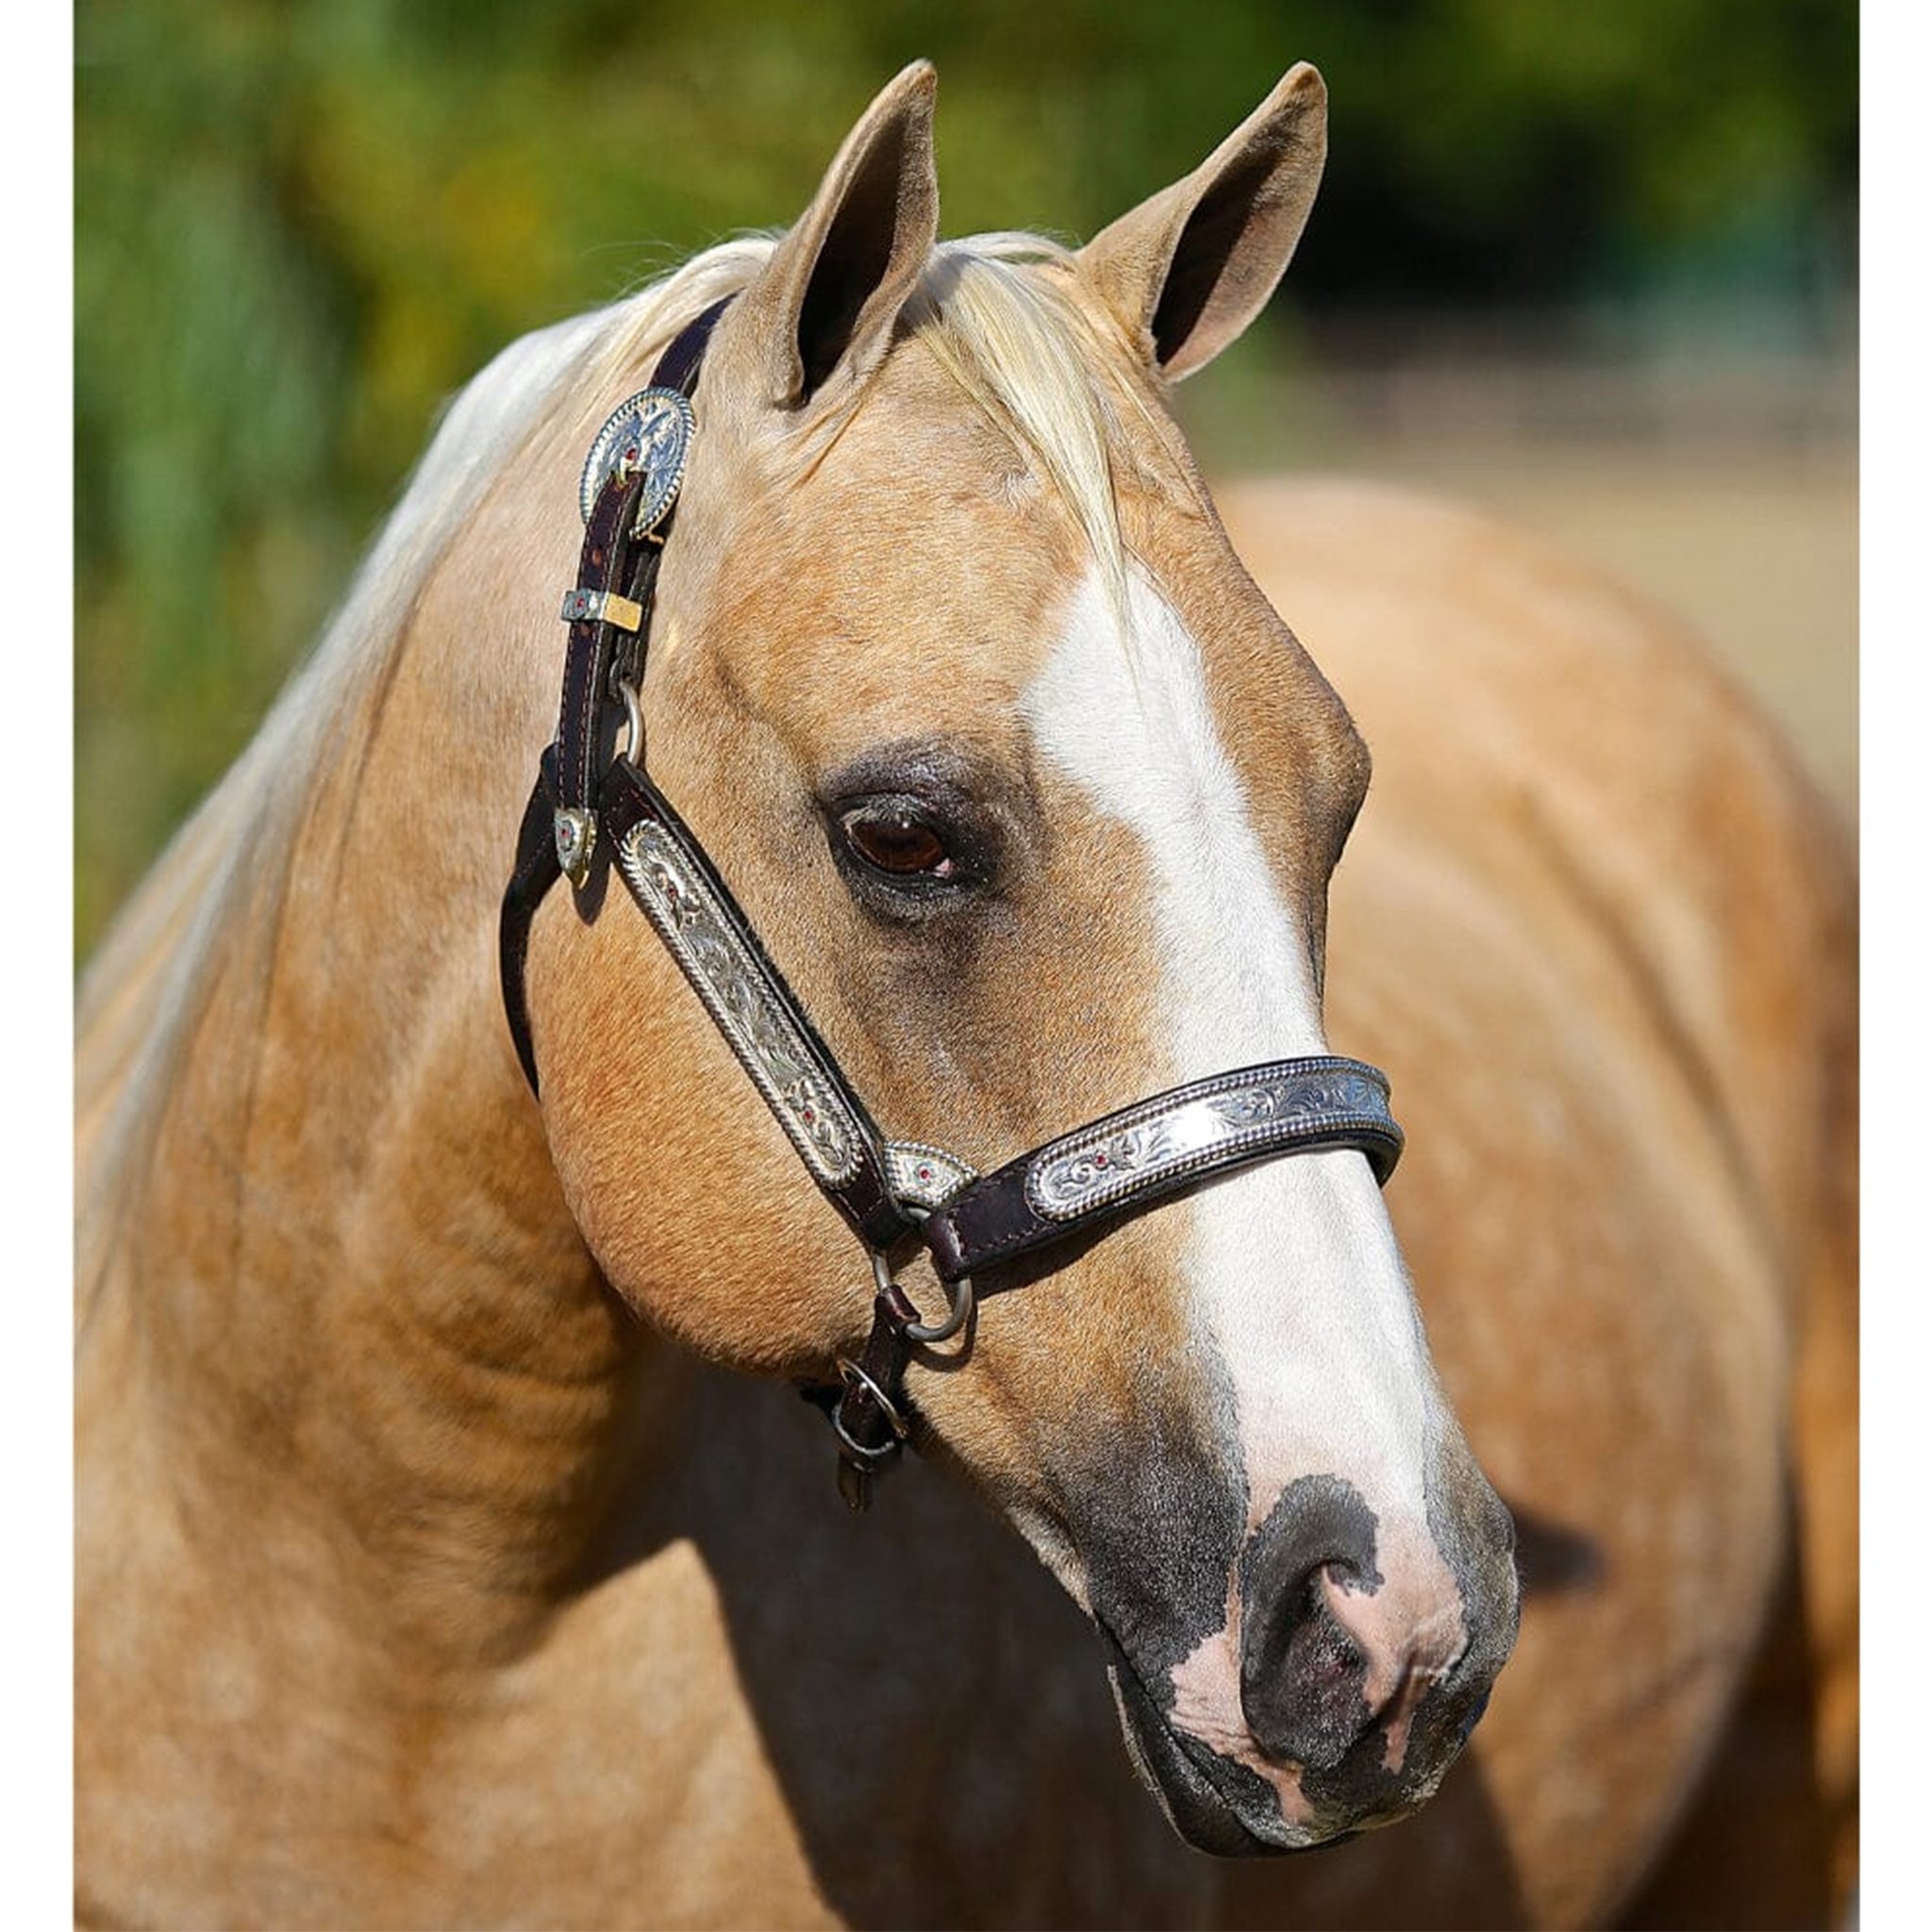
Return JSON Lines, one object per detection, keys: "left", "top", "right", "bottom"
{"left": 80, "top": 465, "right": 679, "bottom": 1668}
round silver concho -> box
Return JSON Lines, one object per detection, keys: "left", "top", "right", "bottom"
{"left": 578, "top": 387, "right": 696, "bottom": 539}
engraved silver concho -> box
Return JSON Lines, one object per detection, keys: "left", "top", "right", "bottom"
{"left": 579, "top": 387, "right": 696, "bottom": 539}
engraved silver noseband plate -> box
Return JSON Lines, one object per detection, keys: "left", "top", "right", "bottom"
{"left": 579, "top": 388, "right": 696, "bottom": 539}
{"left": 1025, "top": 1063, "right": 1396, "bottom": 1221}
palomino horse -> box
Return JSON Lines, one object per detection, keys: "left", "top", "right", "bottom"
{"left": 76, "top": 63, "right": 1855, "bottom": 1929}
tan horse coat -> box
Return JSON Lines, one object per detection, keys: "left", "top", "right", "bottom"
{"left": 75, "top": 63, "right": 1854, "bottom": 1931}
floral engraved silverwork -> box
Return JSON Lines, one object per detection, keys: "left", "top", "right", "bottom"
{"left": 1204, "top": 1072, "right": 1385, "bottom": 1133}
{"left": 1029, "top": 1120, "right": 1180, "bottom": 1215}
{"left": 882, "top": 1141, "right": 978, "bottom": 1212}
{"left": 1025, "top": 1064, "right": 1396, "bottom": 1221}
{"left": 619, "top": 819, "right": 861, "bottom": 1187}
{"left": 579, "top": 387, "right": 696, "bottom": 539}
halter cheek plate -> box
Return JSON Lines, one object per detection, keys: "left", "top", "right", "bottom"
{"left": 499, "top": 300, "right": 1405, "bottom": 1508}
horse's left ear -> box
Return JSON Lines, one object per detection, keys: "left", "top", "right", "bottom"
{"left": 721, "top": 61, "right": 940, "bottom": 411}
{"left": 1075, "top": 63, "right": 1326, "bottom": 382}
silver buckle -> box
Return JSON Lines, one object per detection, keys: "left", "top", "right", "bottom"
{"left": 832, "top": 1355, "right": 912, "bottom": 1453}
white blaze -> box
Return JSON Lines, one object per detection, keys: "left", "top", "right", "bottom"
{"left": 1020, "top": 570, "right": 1446, "bottom": 1531}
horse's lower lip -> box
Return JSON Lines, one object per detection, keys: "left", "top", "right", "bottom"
{"left": 1107, "top": 1648, "right": 1324, "bottom": 1858}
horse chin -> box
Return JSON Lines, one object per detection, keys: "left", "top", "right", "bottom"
{"left": 1105, "top": 1655, "right": 1343, "bottom": 1859}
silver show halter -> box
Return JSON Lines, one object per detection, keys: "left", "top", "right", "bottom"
{"left": 498, "top": 298, "right": 1405, "bottom": 1507}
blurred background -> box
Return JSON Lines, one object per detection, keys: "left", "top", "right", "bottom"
{"left": 74, "top": 0, "right": 1856, "bottom": 956}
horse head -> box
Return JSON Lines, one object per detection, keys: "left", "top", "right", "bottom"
{"left": 520, "top": 62, "right": 1519, "bottom": 1854}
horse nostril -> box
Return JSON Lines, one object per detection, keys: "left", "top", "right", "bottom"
{"left": 1239, "top": 1478, "right": 1389, "bottom": 1771}
{"left": 1241, "top": 1555, "right": 1376, "bottom": 1770}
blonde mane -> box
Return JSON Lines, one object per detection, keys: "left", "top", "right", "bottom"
{"left": 75, "top": 231, "right": 1155, "bottom": 1309}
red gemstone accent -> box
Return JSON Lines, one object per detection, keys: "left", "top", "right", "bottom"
{"left": 802, "top": 1108, "right": 816, "bottom": 1124}
{"left": 917, "top": 1165, "right": 933, "bottom": 1181}
{"left": 1093, "top": 1153, "right": 1109, "bottom": 1168}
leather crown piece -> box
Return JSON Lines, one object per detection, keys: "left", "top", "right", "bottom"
{"left": 499, "top": 297, "right": 1406, "bottom": 1510}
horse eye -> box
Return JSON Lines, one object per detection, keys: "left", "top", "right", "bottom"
{"left": 841, "top": 808, "right": 955, "bottom": 879}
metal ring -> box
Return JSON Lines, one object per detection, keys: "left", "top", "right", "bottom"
{"left": 828, "top": 1411, "right": 902, "bottom": 1469}
{"left": 904, "top": 1273, "right": 975, "bottom": 1347}
{"left": 617, "top": 678, "right": 645, "bottom": 767}
{"left": 870, "top": 1247, "right": 974, "bottom": 1348}
{"left": 832, "top": 1357, "right": 911, "bottom": 1450}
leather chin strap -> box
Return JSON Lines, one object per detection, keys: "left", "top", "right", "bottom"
{"left": 500, "top": 299, "right": 1407, "bottom": 1510}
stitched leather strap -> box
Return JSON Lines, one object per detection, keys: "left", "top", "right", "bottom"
{"left": 553, "top": 472, "right": 649, "bottom": 825}
{"left": 599, "top": 759, "right": 915, "bottom": 1251}
{"left": 553, "top": 298, "right": 731, "bottom": 829}
{"left": 500, "top": 751, "right": 564, "bottom": 1093}
{"left": 500, "top": 300, "right": 733, "bottom": 1091}
{"left": 919, "top": 1058, "right": 1403, "bottom": 1284}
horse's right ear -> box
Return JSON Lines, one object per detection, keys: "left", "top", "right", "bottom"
{"left": 720, "top": 62, "right": 939, "bottom": 412}
{"left": 1074, "top": 63, "right": 1326, "bottom": 382}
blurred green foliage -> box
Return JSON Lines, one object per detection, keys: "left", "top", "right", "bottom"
{"left": 75, "top": 0, "right": 1854, "bottom": 955}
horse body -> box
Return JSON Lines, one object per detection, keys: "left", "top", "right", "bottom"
{"left": 75, "top": 64, "right": 1853, "bottom": 1931}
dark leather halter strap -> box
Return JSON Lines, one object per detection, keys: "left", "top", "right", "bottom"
{"left": 500, "top": 301, "right": 729, "bottom": 1097}
{"left": 920, "top": 1058, "right": 1404, "bottom": 1284}
{"left": 550, "top": 305, "right": 726, "bottom": 829}
{"left": 501, "top": 764, "right": 560, "bottom": 1091}
{"left": 499, "top": 295, "right": 1407, "bottom": 1510}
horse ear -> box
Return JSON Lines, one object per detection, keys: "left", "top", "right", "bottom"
{"left": 724, "top": 61, "right": 939, "bottom": 409}
{"left": 1074, "top": 63, "right": 1326, "bottom": 382}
